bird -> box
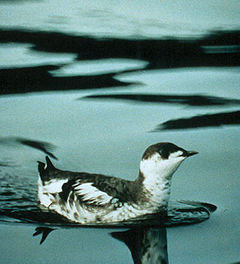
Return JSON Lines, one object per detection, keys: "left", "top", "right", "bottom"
{"left": 37, "top": 142, "right": 198, "bottom": 224}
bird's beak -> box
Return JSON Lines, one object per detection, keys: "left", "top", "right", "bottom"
{"left": 185, "top": 150, "right": 199, "bottom": 157}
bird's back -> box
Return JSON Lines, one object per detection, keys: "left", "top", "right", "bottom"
{"left": 37, "top": 157, "right": 145, "bottom": 223}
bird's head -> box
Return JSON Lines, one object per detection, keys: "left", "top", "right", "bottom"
{"left": 140, "top": 142, "right": 198, "bottom": 180}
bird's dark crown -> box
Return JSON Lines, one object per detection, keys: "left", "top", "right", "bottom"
{"left": 142, "top": 142, "right": 186, "bottom": 160}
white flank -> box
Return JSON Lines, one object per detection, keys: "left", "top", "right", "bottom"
{"left": 43, "top": 178, "right": 69, "bottom": 193}
{"left": 103, "top": 203, "right": 150, "bottom": 222}
{"left": 38, "top": 176, "right": 68, "bottom": 207}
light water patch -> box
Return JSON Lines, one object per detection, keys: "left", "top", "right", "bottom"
{"left": 0, "top": 0, "right": 239, "bottom": 38}
{"left": 50, "top": 58, "right": 148, "bottom": 77}
{"left": 0, "top": 43, "right": 76, "bottom": 69}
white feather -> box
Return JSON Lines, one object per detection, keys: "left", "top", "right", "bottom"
{"left": 38, "top": 176, "right": 68, "bottom": 207}
{"left": 43, "top": 178, "right": 68, "bottom": 193}
{"left": 73, "top": 182, "right": 113, "bottom": 205}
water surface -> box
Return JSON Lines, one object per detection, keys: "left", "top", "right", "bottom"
{"left": 0, "top": 1, "right": 240, "bottom": 263}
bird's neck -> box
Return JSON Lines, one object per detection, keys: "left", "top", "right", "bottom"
{"left": 139, "top": 170, "right": 172, "bottom": 209}
{"left": 136, "top": 159, "right": 180, "bottom": 209}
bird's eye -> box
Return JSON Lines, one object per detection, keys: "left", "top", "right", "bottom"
{"left": 158, "top": 149, "right": 169, "bottom": 159}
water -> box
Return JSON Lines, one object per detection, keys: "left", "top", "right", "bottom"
{"left": 0, "top": 1, "right": 240, "bottom": 263}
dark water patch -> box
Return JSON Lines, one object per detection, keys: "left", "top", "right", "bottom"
{"left": 0, "top": 136, "right": 57, "bottom": 159}
{"left": 0, "top": 65, "right": 135, "bottom": 95}
{"left": 154, "top": 111, "right": 240, "bottom": 131}
{"left": 0, "top": 28, "right": 239, "bottom": 67}
{"left": 83, "top": 93, "right": 240, "bottom": 107}
{"left": 0, "top": 28, "right": 239, "bottom": 94}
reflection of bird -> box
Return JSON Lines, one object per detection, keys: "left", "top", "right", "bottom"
{"left": 33, "top": 227, "right": 55, "bottom": 244}
{"left": 37, "top": 142, "right": 198, "bottom": 224}
{"left": 111, "top": 228, "right": 168, "bottom": 264}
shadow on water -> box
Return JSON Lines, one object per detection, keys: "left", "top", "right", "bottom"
{"left": 0, "top": 28, "right": 239, "bottom": 94}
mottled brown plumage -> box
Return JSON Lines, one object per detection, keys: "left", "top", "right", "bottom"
{"left": 37, "top": 142, "right": 198, "bottom": 224}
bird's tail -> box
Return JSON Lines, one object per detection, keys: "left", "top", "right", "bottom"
{"left": 37, "top": 156, "right": 55, "bottom": 182}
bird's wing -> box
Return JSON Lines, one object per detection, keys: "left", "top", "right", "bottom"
{"left": 73, "top": 181, "right": 114, "bottom": 205}
{"left": 61, "top": 179, "right": 119, "bottom": 206}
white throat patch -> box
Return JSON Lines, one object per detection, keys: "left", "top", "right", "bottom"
{"left": 139, "top": 152, "right": 185, "bottom": 206}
